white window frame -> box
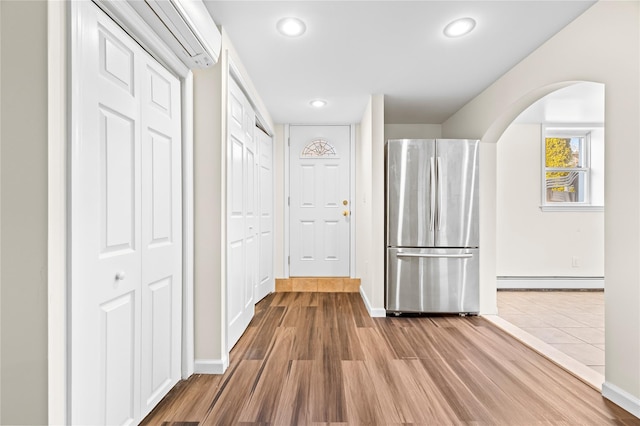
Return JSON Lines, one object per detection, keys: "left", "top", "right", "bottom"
{"left": 541, "top": 124, "right": 603, "bottom": 212}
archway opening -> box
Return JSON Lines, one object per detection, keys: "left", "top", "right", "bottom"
{"left": 493, "top": 81, "right": 606, "bottom": 387}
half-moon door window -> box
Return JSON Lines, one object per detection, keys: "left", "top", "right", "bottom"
{"left": 300, "top": 139, "right": 338, "bottom": 158}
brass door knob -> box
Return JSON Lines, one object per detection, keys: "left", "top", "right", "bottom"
{"left": 343, "top": 200, "right": 348, "bottom": 206}
{"left": 343, "top": 210, "right": 350, "bottom": 217}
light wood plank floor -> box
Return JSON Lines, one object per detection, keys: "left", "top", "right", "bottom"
{"left": 141, "top": 292, "right": 638, "bottom": 425}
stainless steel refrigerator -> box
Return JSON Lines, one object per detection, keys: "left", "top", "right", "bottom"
{"left": 385, "top": 139, "right": 480, "bottom": 314}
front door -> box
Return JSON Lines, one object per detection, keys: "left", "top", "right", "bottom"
{"left": 289, "top": 125, "right": 351, "bottom": 276}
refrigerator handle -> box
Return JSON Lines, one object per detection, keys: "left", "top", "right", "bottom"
{"left": 397, "top": 253, "right": 473, "bottom": 259}
{"left": 429, "top": 157, "right": 436, "bottom": 231}
{"left": 437, "top": 156, "right": 443, "bottom": 230}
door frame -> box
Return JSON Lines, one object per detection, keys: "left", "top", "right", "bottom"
{"left": 48, "top": 1, "right": 195, "bottom": 423}
{"left": 284, "top": 124, "right": 356, "bottom": 278}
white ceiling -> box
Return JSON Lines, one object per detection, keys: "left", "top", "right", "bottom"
{"left": 203, "top": 1, "right": 596, "bottom": 125}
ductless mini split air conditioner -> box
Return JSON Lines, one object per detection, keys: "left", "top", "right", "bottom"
{"left": 98, "top": 0, "right": 222, "bottom": 69}
{"left": 129, "top": 0, "right": 221, "bottom": 68}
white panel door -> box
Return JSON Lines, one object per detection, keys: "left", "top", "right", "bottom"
{"left": 140, "top": 54, "right": 182, "bottom": 417}
{"left": 71, "top": 3, "right": 181, "bottom": 425}
{"left": 227, "top": 77, "right": 257, "bottom": 350}
{"left": 289, "top": 125, "right": 351, "bottom": 276}
{"left": 256, "top": 128, "right": 275, "bottom": 301}
{"left": 72, "top": 6, "right": 142, "bottom": 423}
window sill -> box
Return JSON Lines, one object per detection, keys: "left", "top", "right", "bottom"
{"left": 540, "top": 205, "right": 604, "bottom": 212}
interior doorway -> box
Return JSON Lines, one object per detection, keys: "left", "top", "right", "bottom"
{"left": 494, "top": 82, "right": 605, "bottom": 387}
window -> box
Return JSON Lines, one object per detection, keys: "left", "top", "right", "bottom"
{"left": 300, "top": 138, "right": 338, "bottom": 158}
{"left": 542, "top": 125, "right": 604, "bottom": 210}
{"left": 544, "top": 133, "right": 589, "bottom": 203}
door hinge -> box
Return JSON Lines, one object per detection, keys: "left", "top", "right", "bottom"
{"left": 288, "top": 138, "right": 290, "bottom": 147}
{"left": 288, "top": 196, "right": 290, "bottom": 206}
{"left": 288, "top": 255, "right": 290, "bottom": 265}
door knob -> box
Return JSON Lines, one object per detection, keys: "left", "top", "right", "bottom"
{"left": 343, "top": 200, "right": 348, "bottom": 206}
{"left": 115, "top": 272, "right": 126, "bottom": 281}
{"left": 343, "top": 210, "right": 350, "bottom": 217}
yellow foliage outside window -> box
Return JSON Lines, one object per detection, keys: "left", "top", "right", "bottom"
{"left": 545, "top": 137, "right": 575, "bottom": 192}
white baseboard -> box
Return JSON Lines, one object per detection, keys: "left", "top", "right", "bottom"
{"left": 194, "top": 357, "right": 229, "bottom": 375}
{"left": 359, "top": 286, "right": 386, "bottom": 317}
{"left": 602, "top": 382, "right": 640, "bottom": 418}
{"left": 497, "top": 277, "right": 604, "bottom": 290}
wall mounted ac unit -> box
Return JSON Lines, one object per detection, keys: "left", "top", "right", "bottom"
{"left": 127, "top": 0, "right": 222, "bottom": 69}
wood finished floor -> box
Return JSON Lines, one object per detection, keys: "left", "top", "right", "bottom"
{"left": 141, "top": 292, "right": 638, "bottom": 426}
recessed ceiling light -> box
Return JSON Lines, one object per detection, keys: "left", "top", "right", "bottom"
{"left": 443, "top": 17, "right": 476, "bottom": 38}
{"left": 310, "top": 99, "right": 327, "bottom": 108}
{"left": 276, "top": 17, "right": 306, "bottom": 37}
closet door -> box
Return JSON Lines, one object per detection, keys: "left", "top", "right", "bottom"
{"left": 256, "top": 128, "right": 275, "bottom": 301}
{"left": 72, "top": 5, "right": 142, "bottom": 423}
{"left": 140, "top": 49, "right": 183, "bottom": 417}
{"left": 227, "top": 77, "right": 257, "bottom": 349}
{"left": 71, "top": 3, "right": 181, "bottom": 424}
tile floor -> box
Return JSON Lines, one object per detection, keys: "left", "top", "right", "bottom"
{"left": 497, "top": 290, "right": 605, "bottom": 375}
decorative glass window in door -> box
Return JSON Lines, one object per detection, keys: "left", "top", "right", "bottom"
{"left": 301, "top": 139, "right": 338, "bottom": 158}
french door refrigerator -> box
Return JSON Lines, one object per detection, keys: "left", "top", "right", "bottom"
{"left": 385, "top": 139, "right": 480, "bottom": 314}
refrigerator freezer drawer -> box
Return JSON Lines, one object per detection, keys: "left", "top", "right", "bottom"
{"left": 386, "top": 248, "right": 479, "bottom": 314}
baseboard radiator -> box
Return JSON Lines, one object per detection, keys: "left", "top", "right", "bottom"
{"left": 497, "top": 276, "right": 604, "bottom": 290}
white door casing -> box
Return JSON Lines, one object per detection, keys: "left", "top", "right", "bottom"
{"left": 256, "top": 128, "right": 275, "bottom": 302}
{"left": 71, "top": 3, "right": 182, "bottom": 424}
{"left": 227, "top": 77, "right": 257, "bottom": 350}
{"left": 289, "top": 125, "right": 351, "bottom": 277}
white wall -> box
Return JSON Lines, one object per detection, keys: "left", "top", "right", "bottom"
{"left": 442, "top": 1, "right": 640, "bottom": 415}
{"left": 0, "top": 1, "right": 49, "bottom": 424}
{"left": 273, "top": 124, "right": 286, "bottom": 278}
{"left": 497, "top": 124, "right": 604, "bottom": 277}
{"left": 384, "top": 123, "right": 441, "bottom": 141}
{"left": 356, "top": 101, "right": 372, "bottom": 303}
{"left": 193, "top": 28, "right": 274, "bottom": 369}
{"left": 193, "top": 62, "right": 224, "bottom": 364}
{"left": 478, "top": 141, "right": 498, "bottom": 314}
{"left": 590, "top": 127, "right": 606, "bottom": 207}
{"left": 370, "top": 96, "right": 385, "bottom": 311}
{"left": 356, "top": 95, "right": 385, "bottom": 315}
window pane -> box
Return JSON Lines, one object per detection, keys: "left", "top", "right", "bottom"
{"left": 545, "top": 137, "right": 584, "bottom": 168}
{"left": 545, "top": 170, "right": 587, "bottom": 203}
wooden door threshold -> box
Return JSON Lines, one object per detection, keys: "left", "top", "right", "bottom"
{"left": 275, "top": 277, "right": 360, "bottom": 293}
